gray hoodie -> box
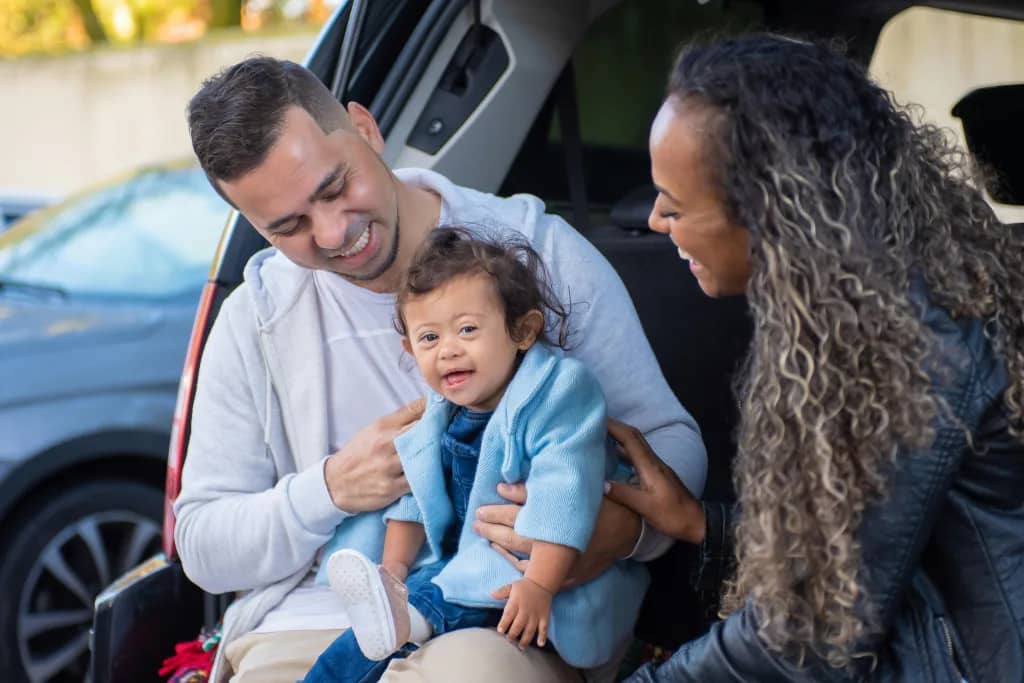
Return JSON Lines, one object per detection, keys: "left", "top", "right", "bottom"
{"left": 174, "top": 168, "right": 706, "bottom": 681}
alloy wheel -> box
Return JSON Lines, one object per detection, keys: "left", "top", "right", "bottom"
{"left": 16, "top": 511, "right": 161, "bottom": 682}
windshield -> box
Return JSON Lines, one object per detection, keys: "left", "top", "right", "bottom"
{"left": 0, "top": 165, "right": 229, "bottom": 299}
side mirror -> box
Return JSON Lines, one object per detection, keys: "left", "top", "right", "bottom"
{"left": 952, "top": 84, "right": 1024, "bottom": 206}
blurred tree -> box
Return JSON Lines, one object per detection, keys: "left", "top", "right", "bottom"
{"left": 0, "top": 0, "right": 328, "bottom": 56}
{"left": 72, "top": 0, "right": 109, "bottom": 42}
{"left": 0, "top": 0, "right": 89, "bottom": 55}
{"left": 210, "top": 0, "right": 242, "bottom": 27}
{"left": 307, "top": 0, "right": 336, "bottom": 24}
{"left": 92, "top": 0, "right": 207, "bottom": 41}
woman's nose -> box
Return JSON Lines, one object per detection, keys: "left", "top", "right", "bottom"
{"left": 648, "top": 207, "right": 668, "bottom": 235}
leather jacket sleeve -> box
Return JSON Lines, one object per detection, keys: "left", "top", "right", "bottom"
{"left": 690, "top": 501, "right": 734, "bottom": 594}
{"left": 627, "top": 305, "right": 991, "bottom": 682}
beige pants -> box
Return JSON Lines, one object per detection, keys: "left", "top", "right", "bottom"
{"left": 224, "top": 627, "right": 583, "bottom": 683}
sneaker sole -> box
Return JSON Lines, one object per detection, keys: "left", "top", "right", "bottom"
{"left": 326, "top": 550, "right": 398, "bottom": 661}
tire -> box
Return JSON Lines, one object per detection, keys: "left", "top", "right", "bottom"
{"left": 0, "top": 480, "right": 163, "bottom": 683}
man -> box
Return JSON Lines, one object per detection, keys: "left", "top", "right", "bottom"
{"left": 176, "top": 56, "right": 707, "bottom": 683}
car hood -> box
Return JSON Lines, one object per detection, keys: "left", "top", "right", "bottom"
{"left": 0, "top": 294, "right": 172, "bottom": 407}
{"left": 0, "top": 296, "right": 163, "bottom": 349}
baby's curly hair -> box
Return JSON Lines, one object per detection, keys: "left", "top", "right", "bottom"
{"left": 395, "top": 227, "right": 568, "bottom": 348}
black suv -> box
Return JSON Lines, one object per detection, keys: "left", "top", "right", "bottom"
{"left": 89, "top": 1, "right": 1024, "bottom": 682}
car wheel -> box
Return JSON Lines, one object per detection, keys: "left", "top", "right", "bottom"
{"left": 0, "top": 480, "right": 162, "bottom": 683}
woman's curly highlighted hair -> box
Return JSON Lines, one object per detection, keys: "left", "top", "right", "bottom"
{"left": 668, "top": 35, "right": 1024, "bottom": 669}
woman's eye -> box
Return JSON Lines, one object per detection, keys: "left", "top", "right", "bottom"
{"left": 660, "top": 211, "right": 679, "bottom": 220}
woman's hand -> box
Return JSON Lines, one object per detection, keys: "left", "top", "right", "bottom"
{"left": 605, "top": 418, "right": 706, "bottom": 545}
{"left": 474, "top": 483, "right": 642, "bottom": 586}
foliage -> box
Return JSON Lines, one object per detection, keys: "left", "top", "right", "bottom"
{"left": 0, "top": 0, "right": 335, "bottom": 58}
{"left": 0, "top": 0, "right": 90, "bottom": 56}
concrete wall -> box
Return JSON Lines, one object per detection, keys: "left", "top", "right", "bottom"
{"left": 3, "top": 6, "right": 1023, "bottom": 222}
{"left": 1, "top": 29, "right": 317, "bottom": 198}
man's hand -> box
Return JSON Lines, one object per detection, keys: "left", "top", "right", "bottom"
{"left": 323, "top": 398, "right": 425, "bottom": 512}
{"left": 475, "top": 482, "right": 642, "bottom": 587}
{"left": 493, "top": 578, "right": 553, "bottom": 649}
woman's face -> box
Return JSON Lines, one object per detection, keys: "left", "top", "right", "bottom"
{"left": 648, "top": 98, "right": 752, "bottom": 298}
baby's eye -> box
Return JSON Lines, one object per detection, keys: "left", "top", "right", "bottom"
{"left": 419, "top": 333, "right": 438, "bottom": 344}
{"left": 459, "top": 325, "right": 477, "bottom": 335}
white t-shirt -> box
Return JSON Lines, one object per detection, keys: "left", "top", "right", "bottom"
{"left": 251, "top": 209, "right": 442, "bottom": 633}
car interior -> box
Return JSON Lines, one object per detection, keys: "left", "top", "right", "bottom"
{"left": 90, "top": 1, "right": 1024, "bottom": 681}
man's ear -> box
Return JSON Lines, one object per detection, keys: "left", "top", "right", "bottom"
{"left": 346, "top": 101, "right": 385, "bottom": 154}
{"left": 401, "top": 336, "right": 413, "bottom": 356}
{"left": 514, "top": 310, "right": 545, "bottom": 351}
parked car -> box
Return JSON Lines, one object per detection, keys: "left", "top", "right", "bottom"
{"left": 90, "top": 1, "right": 1024, "bottom": 682}
{"left": 0, "top": 162, "right": 229, "bottom": 682}
{"left": 0, "top": 193, "right": 53, "bottom": 233}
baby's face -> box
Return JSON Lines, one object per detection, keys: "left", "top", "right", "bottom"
{"left": 402, "top": 273, "right": 531, "bottom": 411}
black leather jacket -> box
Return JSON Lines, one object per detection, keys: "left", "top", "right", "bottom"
{"left": 628, "top": 287, "right": 1024, "bottom": 682}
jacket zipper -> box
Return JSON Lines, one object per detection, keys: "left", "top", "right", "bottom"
{"left": 937, "top": 616, "right": 965, "bottom": 681}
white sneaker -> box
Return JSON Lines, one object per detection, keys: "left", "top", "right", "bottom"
{"left": 326, "top": 549, "right": 411, "bottom": 661}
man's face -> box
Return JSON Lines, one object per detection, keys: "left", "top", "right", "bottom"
{"left": 221, "top": 105, "right": 402, "bottom": 288}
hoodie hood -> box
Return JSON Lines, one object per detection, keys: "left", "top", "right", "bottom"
{"left": 242, "top": 248, "right": 310, "bottom": 329}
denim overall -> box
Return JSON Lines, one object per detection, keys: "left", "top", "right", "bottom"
{"left": 303, "top": 408, "right": 501, "bottom": 683}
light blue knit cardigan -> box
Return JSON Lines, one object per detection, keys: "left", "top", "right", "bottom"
{"left": 390, "top": 344, "right": 649, "bottom": 667}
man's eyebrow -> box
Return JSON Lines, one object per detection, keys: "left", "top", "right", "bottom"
{"left": 654, "top": 184, "right": 678, "bottom": 203}
{"left": 309, "top": 164, "right": 348, "bottom": 201}
{"left": 262, "top": 165, "right": 348, "bottom": 233}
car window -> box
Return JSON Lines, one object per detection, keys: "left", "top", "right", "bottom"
{"left": 500, "top": 0, "right": 763, "bottom": 217}
{"left": 0, "top": 167, "right": 228, "bottom": 299}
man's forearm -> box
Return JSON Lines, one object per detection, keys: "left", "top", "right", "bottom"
{"left": 643, "top": 421, "right": 707, "bottom": 499}
{"left": 175, "top": 459, "right": 348, "bottom": 593}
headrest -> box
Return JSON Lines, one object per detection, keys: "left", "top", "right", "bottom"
{"left": 952, "top": 84, "right": 1024, "bottom": 206}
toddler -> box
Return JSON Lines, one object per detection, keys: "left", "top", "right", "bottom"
{"left": 303, "top": 227, "right": 647, "bottom": 682}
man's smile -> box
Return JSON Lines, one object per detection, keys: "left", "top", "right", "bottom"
{"left": 337, "top": 223, "right": 371, "bottom": 257}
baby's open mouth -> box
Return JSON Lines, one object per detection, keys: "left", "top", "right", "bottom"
{"left": 443, "top": 370, "right": 473, "bottom": 388}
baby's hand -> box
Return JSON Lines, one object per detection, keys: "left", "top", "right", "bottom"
{"left": 495, "top": 578, "right": 553, "bottom": 650}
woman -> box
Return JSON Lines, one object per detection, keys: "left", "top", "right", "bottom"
{"left": 601, "top": 34, "right": 1024, "bottom": 681}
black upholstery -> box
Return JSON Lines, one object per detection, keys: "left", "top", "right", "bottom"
{"left": 587, "top": 210, "right": 752, "bottom": 648}
{"left": 952, "top": 84, "right": 1024, "bottom": 206}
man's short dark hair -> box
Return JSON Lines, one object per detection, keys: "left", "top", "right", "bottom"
{"left": 188, "top": 56, "right": 345, "bottom": 194}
